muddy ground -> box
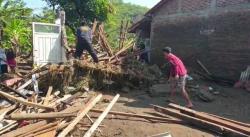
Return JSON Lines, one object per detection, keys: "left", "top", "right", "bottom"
{"left": 85, "top": 80, "right": 250, "bottom": 137}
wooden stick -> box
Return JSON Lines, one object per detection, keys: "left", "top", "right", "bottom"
{"left": 16, "top": 79, "right": 32, "bottom": 91}
{"left": 0, "top": 122, "right": 18, "bottom": 135}
{"left": 6, "top": 112, "right": 76, "bottom": 120}
{"left": 0, "top": 90, "right": 54, "bottom": 110}
{"left": 92, "top": 19, "right": 98, "bottom": 34}
{"left": 197, "top": 60, "right": 212, "bottom": 75}
{"left": 43, "top": 86, "right": 53, "bottom": 105}
{"left": 152, "top": 105, "right": 249, "bottom": 137}
{"left": 84, "top": 94, "right": 120, "bottom": 137}
{"left": 168, "top": 103, "right": 250, "bottom": 135}
{"left": 90, "top": 109, "right": 181, "bottom": 123}
{"left": 0, "top": 121, "right": 48, "bottom": 137}
{"left": 58, "top": 94, "right": 103, "bottom": 137}
{"left": 0, "top": 83, "right": 27, "bottom": 99}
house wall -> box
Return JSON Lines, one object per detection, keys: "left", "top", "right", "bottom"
{"left": 150, "top": 0, "right": 250, "bottom": 80}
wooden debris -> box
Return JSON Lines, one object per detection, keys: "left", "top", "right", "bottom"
{"left": 58, "top": 94, "right": 103, "bottom": 137}
{"left": 6, "top": 112, "right": 76, "bottom": 120}
{"left": 90, "top": 109, "right": 182, "bottom": 123}
{"left": 152, "top": 104, "right": 249, "bottom": 137}
{"left": 84, "top": 94, "right": 120, "bottom": 137}
{"left": 1, "top": 120, "right": 48, "bottom": 137}
{"left": 43, "top": 86, "right": 53, "bottom": 105}
{"left": 168, "top": 103, "right": 250, "bottom": 135}
{"left": 0, "top": 90, "right": 54, "bottom": 110}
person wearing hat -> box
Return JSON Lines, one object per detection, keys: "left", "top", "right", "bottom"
{"left": 74, "top": 21, "right": 99, "bottom": 63}
{"left": 163, "top": 47, "right": 193, "bottom": 108}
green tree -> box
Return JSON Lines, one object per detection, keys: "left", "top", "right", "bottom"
{"left": 3, "top": 19, "right": 31, "bottom": 53}
{"left": 0, "top": 0, "right": 32, "bottom": 53}
{"left": 43, "top": 0, "right": 113, "bottom": 33}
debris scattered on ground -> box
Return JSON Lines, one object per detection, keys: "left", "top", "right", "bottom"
{"left": 153, "top": 103, "right": 250, "bottom": 137}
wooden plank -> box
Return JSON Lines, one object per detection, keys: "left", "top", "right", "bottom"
{"left": 0, "top": 120, "right": 48, "bottom": 137}
{"left": 0, "top": 122, "right": 18, "bottom": 135}
{"left": 6, "top": 112, "right": 76, "bottom": 120}
{"left": 84, "top": 94, "right": 120, "bottom": 137}
{"left": 34, "top": 129, "right": 56, "bottom": 137}
{"left": 90, "top": 109, "right": 181, "bottom": 123}
{"left": 202, "top": 112, "right": 250, "bottom": 128}
{"left": 16, "top": 79, "right": 32, "bottom": 91}
{"left": 43, "top": 86, "right": 53, "bottom": 105}
{"left": 168, "top": 103, "right": 250, "bottom": 135}
{"left": 18, "top": 122, "right": 58, "bottom": 137}
{"left": 57, "top": 94, "right": 103, "bottom": 137}
{"left": 0, "top": 90, "right": 54, "bottom": 111}
{"left": 152, "top": 105, "right": 249, "bottom": 137}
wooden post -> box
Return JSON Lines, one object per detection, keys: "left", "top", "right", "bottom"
{"left": 84, "top": 94, "right": 120, "bottom": 137}
{"left": 0, "top": 90, "right": 54, "bottom": 110}
{"left": 60, "top": 10, "right": 71, "bottom": 52}
{"left": 58, "top": 94, "right": 103, "bottom": 137}
{"left": 119, "top": 20, "right": 124, "bottom": 50}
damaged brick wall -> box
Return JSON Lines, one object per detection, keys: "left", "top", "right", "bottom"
{"left": 150, "top": 0, "right": 250, "bottom": 80}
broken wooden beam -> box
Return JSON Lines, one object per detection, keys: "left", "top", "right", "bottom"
{"left": 152, "top": 105, "right": 249, "bottom": 137}
{"left": 0, "top": 90, "right": 54, "bottom": 110}
{"left": 84, "top": 94, "right": 120, "bottom": 137}
{"left": 58, "top": 94, "right": 103, "bottom": 137}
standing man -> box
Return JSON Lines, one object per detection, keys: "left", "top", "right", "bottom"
{"left": 75, "top": 21, "right": 99, "bottom": 63}
{"left": 163, "top": 47, "right": 193, "bottom": 108}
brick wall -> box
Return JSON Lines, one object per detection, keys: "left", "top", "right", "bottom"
{"left": 149, "top": 0, "right": 250, "bottom": 80}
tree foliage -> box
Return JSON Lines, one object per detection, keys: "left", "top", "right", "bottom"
{"left": 105, "top": 0, "right": 148, "bottom": 48}
{"left": 43, "top": 0, "right": 113, "bottom": 32}
{"left": 0, "top": 0, "right": 33, "bottom": 54}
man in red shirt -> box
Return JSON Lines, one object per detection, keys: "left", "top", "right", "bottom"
{"left": 163, "top": 47, "right": 193, "bottom": 108}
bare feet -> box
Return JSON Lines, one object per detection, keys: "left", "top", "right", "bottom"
{"left": 186, "top": 103, "right": 194, "bottom": 109}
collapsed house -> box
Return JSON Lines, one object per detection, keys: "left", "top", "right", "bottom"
{"left": 129, "top": 0, "right": 250, "bottom": 81}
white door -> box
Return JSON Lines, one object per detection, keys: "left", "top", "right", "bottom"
{"left": 33, "top": 22, "right": 65, "bottom": 66}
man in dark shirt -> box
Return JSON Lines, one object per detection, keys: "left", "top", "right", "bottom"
{"left": 75, "top": 21, "right": 99, "bottom": 63}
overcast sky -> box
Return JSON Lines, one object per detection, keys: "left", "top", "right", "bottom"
{"left": 24, "top": 0, "right": 161, "bottom": 11}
